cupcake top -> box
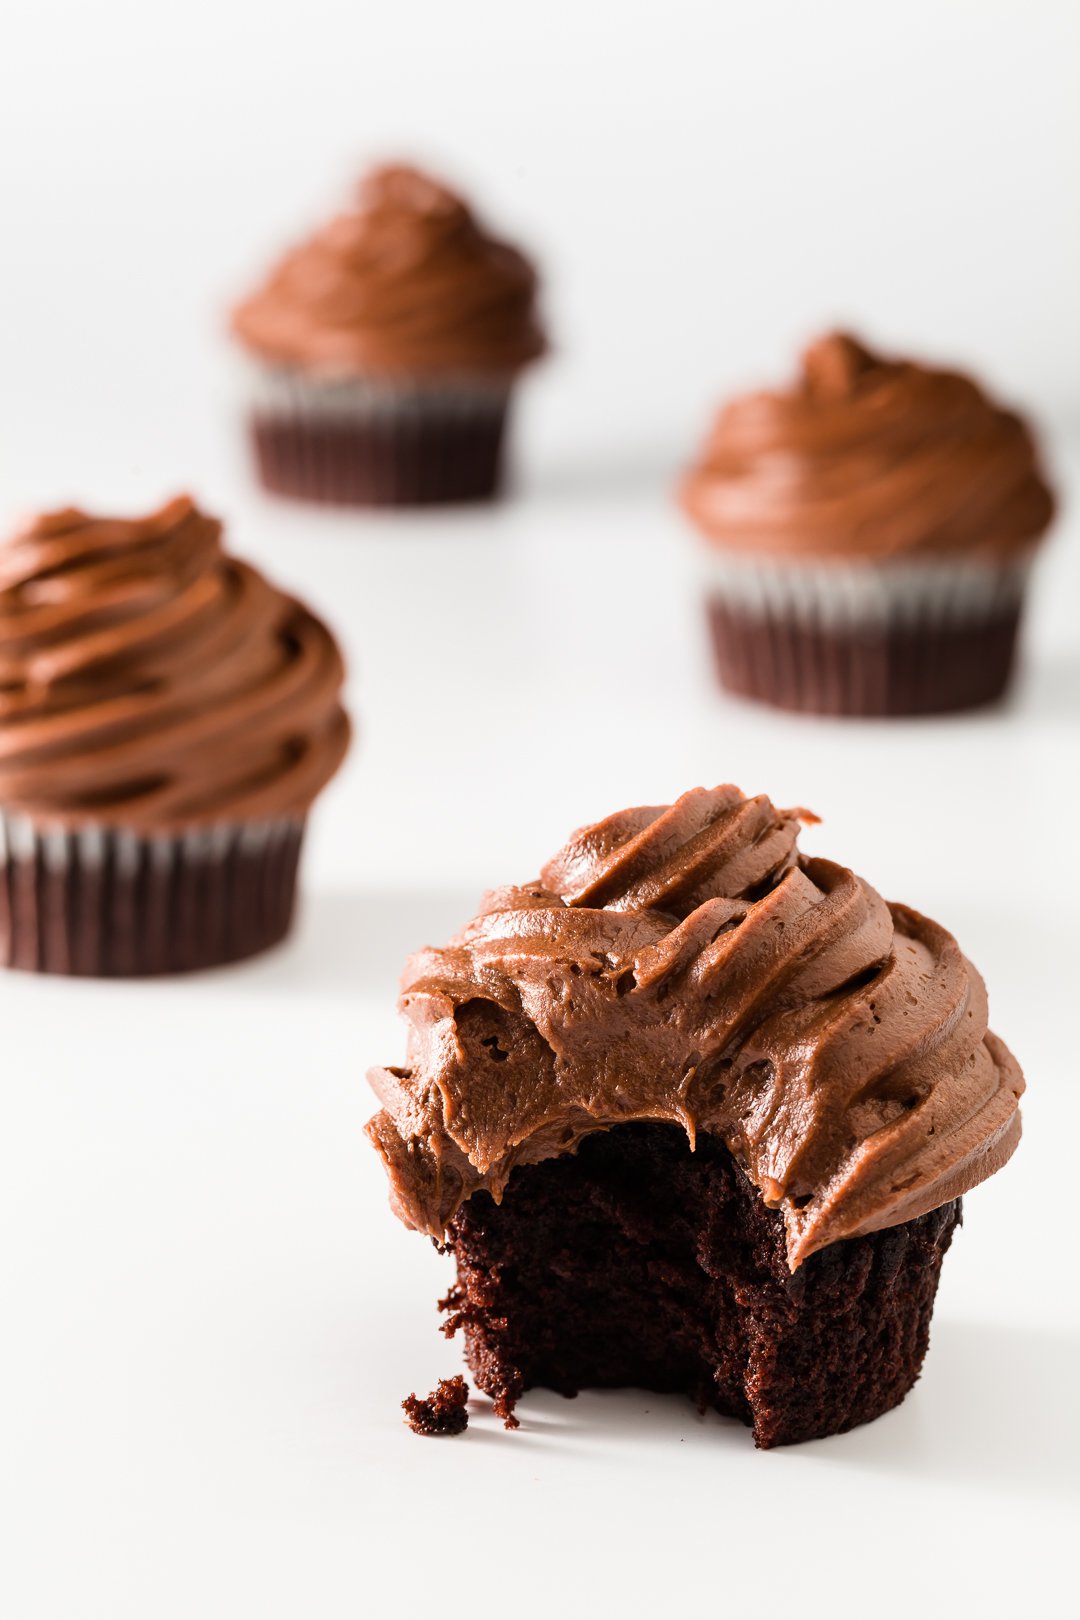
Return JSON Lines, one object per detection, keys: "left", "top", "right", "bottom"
{"left": 681, "top": 332, "right": 1055, "bottom": 562}
{"left": 231, "top": 164, "right": 546, "bottom": 379}
{"left": 0, "top": 496, "right": 349, "bottom": 832}
{"left": 368, "top": 786, "right": 1023, "bottom": 1269}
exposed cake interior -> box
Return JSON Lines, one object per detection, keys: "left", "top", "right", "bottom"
{"left": 444, "top": 1124, "right": 960, "bottom": 1447}
{"left": 368, "top": 785, "right": 1020, "bottom": 1444}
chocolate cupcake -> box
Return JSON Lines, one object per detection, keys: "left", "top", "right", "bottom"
{"left": 0, "top": 496, "right": 349, "bottom": 975}
{"left": 368, "top": 786, "right": 1023, "bottom": 1447}
{"left": 681, "top": 334, "right": 1056, "bottom": 715}
{"left": 231, "top": 164, "right": 546, "bottom": 507}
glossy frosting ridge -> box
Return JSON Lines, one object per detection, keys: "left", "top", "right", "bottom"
{"left": 0, "top": 496, "right": 349, "bottom": 830}
{"left": 681, "top": 332, "right": 1055, "bottom": 561}
{"left": 232, "top": 164, "right": 546, "bottom": 377}
{"left": 367, "top": 786, "right": 1022, "bottom": 1267}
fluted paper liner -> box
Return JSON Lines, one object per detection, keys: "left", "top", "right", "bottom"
{"left": 0, "top": 813, "right": 305, "bottom": 976}
{"left": 243, "top": 363, "right": 513, "bottom": 507}
{"left": 699, "top": 549, "right": 1034, "bottom": 715}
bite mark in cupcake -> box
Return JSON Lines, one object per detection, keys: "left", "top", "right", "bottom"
{"left": 367, "top": 786, "right": 1024, "bottom": 1445}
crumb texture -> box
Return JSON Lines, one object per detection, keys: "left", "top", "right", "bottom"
{"left": 444, "top": 1125, "right": 959, "bottom": 1448}
{"left": 401, "top": 1374, "right": 470, "bottom": 1437}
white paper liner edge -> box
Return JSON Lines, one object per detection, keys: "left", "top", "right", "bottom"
{"left": 698, "top": 548, "right": 1036, "bottom": 630}
{"left": 0, "top": 813, "right": 304, "bottom": 870}
{"left": 236, "top": 359, "right": 512, "bottom": 425}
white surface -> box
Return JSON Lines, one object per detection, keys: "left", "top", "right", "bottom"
{"left": 2, "top": 0, "right": 1080, "bottom": 500}
{"left": 1, "top": 3, "right": 1079, "bottom": 1614}
{"left": 0, "top": 448, "right": 1077, "bottom": 1620}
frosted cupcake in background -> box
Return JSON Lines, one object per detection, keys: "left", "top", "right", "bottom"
{"left": 231, "top": 164, "right": 546, "bottom": 507}
{"left": 0, "top": 496, "right": 349, "bottom": 975}
{"left": 680, "top": 333, "right": 1056, "bottom": 716}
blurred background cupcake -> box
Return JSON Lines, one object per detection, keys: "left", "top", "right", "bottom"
{"left": 0, "top": 495, "right": 349, "bottom": 975}
{"left": 681, "top": 332, "right": 1057, "bottom": 716}
{"left": 231, "top": 163, "right": 547, "bottom": 508}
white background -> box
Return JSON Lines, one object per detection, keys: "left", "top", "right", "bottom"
{"left": 1, "top": 3, "right": 1078, "bottom": 1617}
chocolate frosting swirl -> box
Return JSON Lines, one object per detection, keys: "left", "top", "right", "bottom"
{"left": 0, "top": 496, "right": 349, "bottom": 830}
{"left": 368, "top": 786, "right": 1022, "bottom": 1268}
{"left": 681, "top": 333, "right": 1055, "bottom": 561}
{"left": 232, "top": 164, "right": 546, "bottom": 377}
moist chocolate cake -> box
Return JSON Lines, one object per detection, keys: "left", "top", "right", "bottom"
{"left": 402, "top": 1376, "right": 470, "bottom": 1437}
{"left": 367, "top": 787, "right": 1024, "bottom": 1447}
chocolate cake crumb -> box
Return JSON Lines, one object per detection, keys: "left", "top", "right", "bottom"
{"left": 439, "top": 1287, "right": 519, "bottom": 1428}
{"left": 445, "top": 1123, "right": 960, "bottom": 1448}
{"left": 402, "top": 1375, "right": 470, "bottom": 1436}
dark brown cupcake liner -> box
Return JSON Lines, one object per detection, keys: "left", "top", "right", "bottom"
{"left": 706, "top": 599, "right": 1024, "bottom": 716}
{"left": 442, "top": 1123, "right": 960, "bottom": 1447}
{"left": 247, "top": 386, "right": 512, "bottom": 507}
{"left": 0, "top": 814, "right": 305, "bottom": 977}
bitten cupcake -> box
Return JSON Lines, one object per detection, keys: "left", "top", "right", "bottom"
{"left": 231, "top": 164, "right": 546, "bottom": 507}
{"left": 0, "top": 496, "right": 349, "bottom": 975}
{"left": 681, "top": 333, "right": 1056, "bottom": 716}
{"left": 368, "top": 786, "right": 1023, "bottom": 1448}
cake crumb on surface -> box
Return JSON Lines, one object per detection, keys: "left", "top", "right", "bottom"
{"left": 402, "top": 1375, "right": 470, "bottom": 1436}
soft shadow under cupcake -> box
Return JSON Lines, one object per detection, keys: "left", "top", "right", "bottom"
{"left": 812, "top": 1318, "right": 1080, "bottom": 1505}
